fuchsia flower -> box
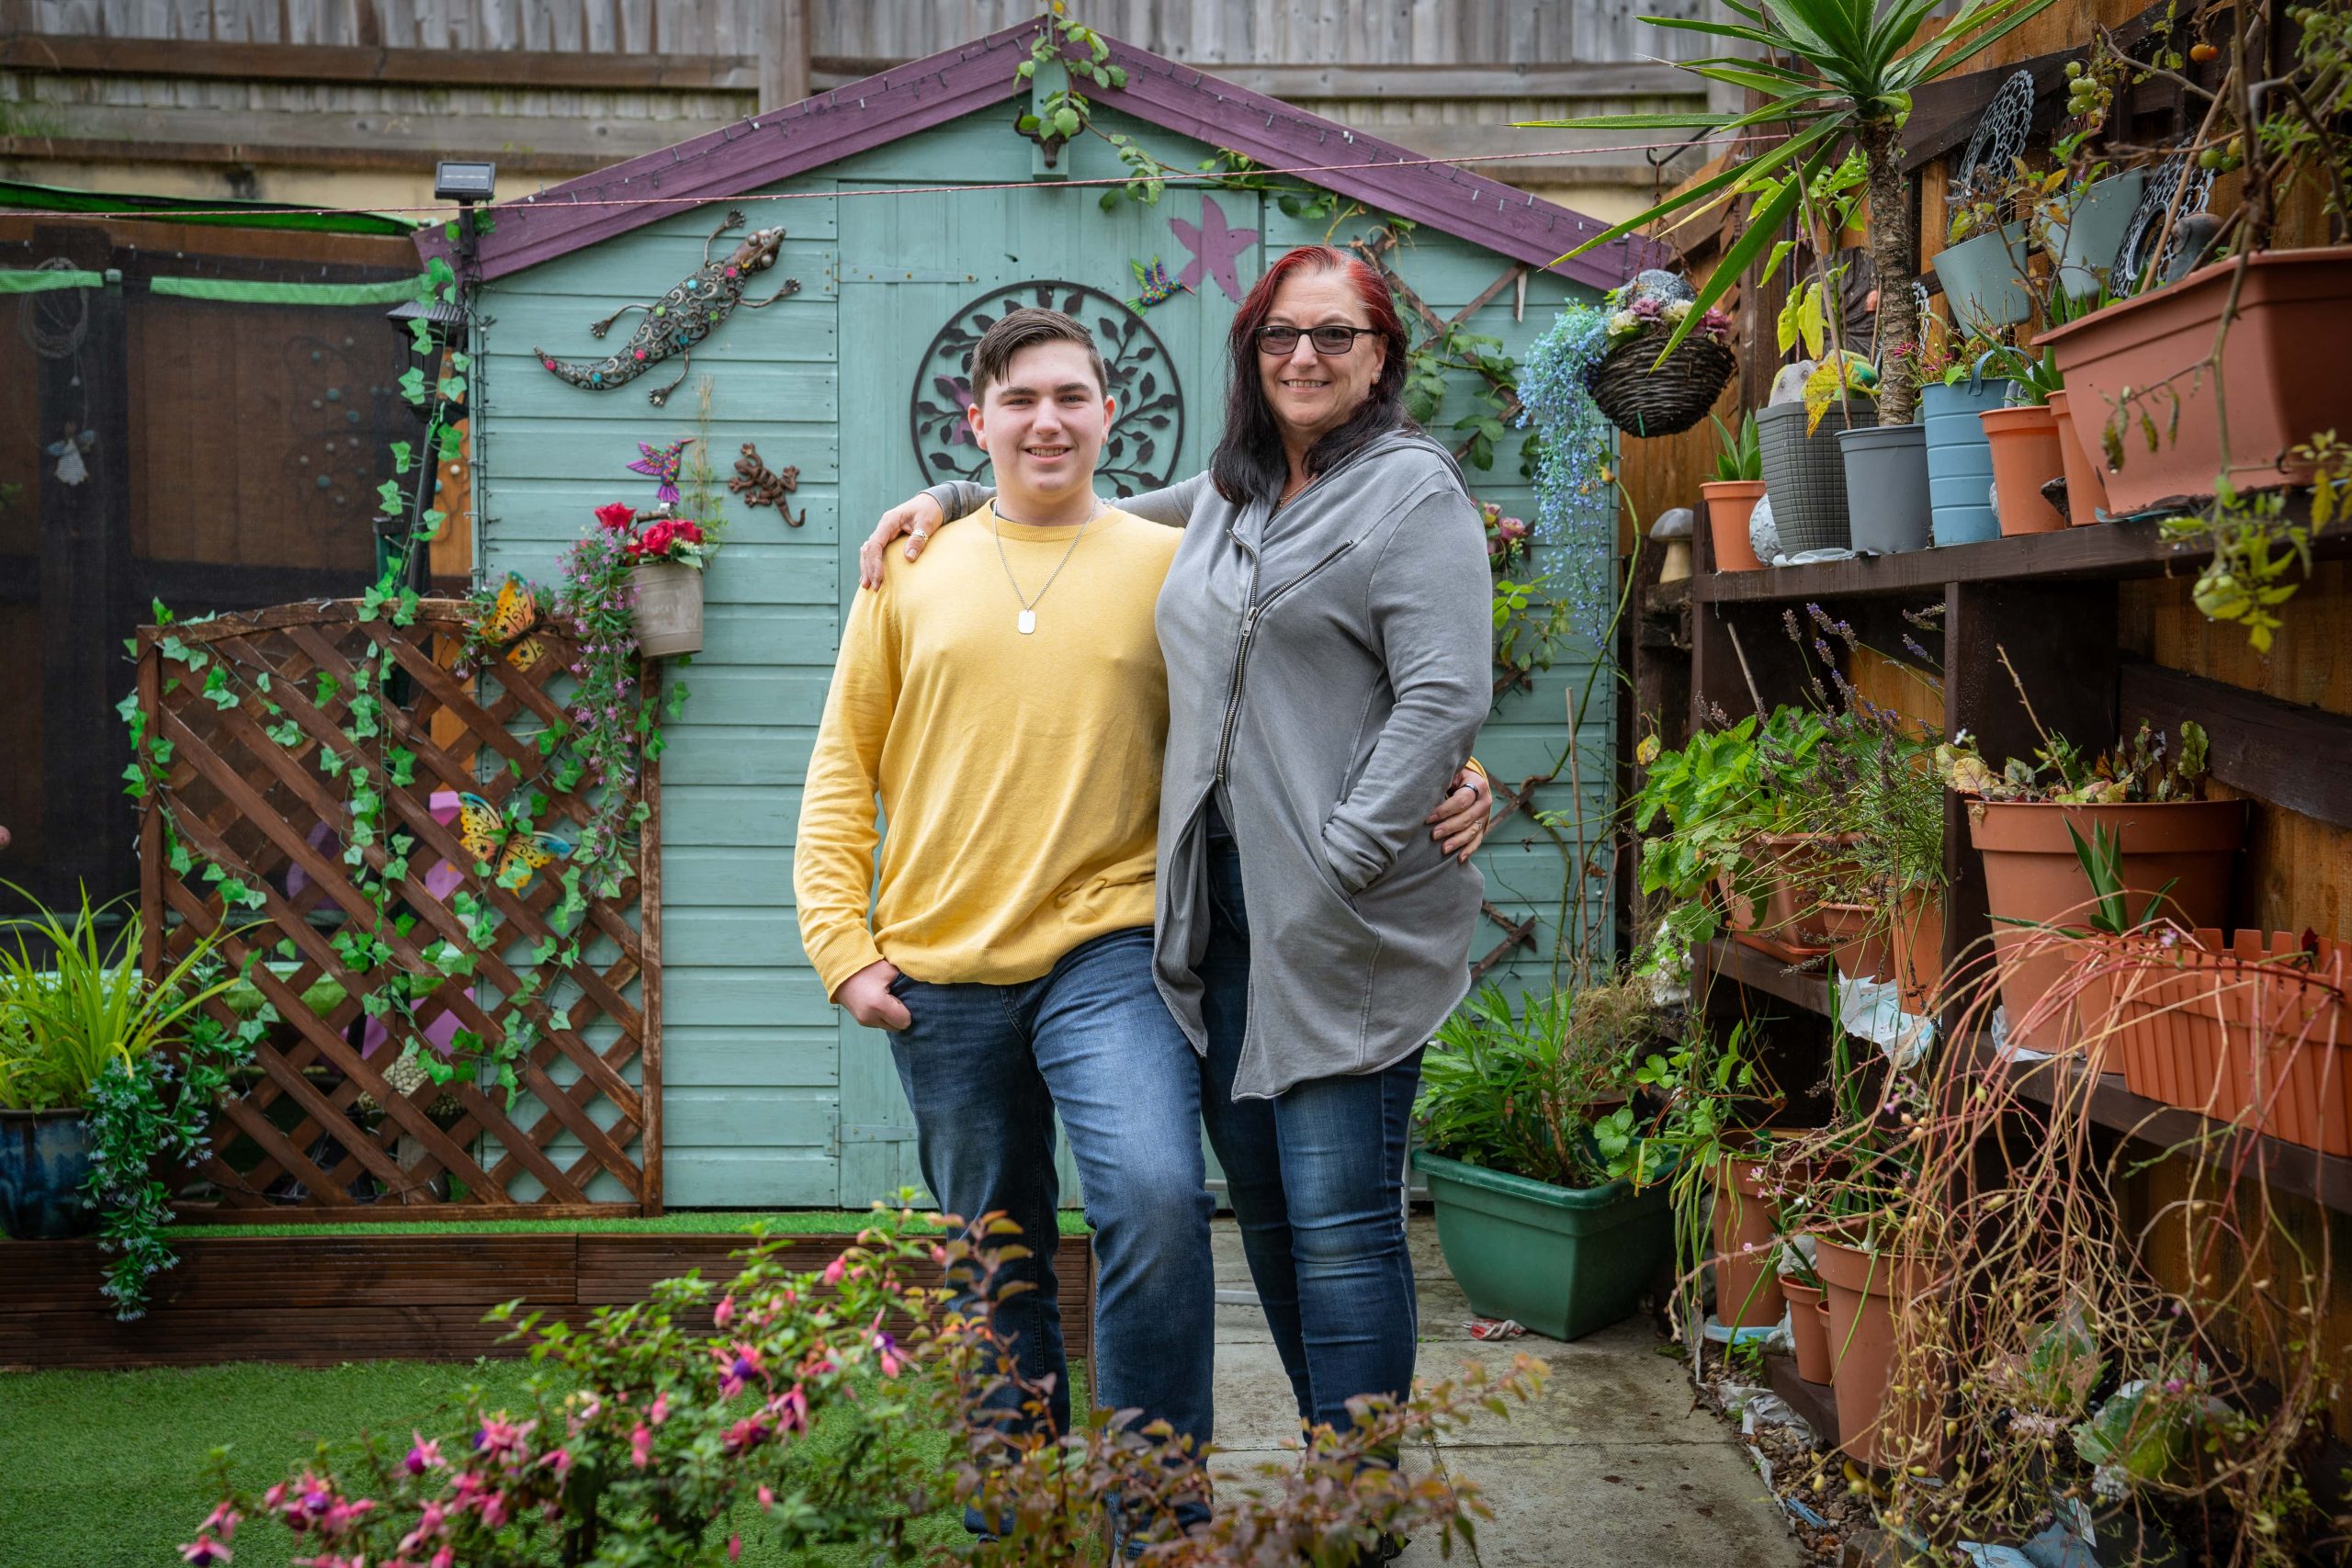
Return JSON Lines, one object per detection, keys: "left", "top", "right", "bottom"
{"left": 649, "top": 1391, "right": 671, "bottom": 1427}
{"left": 179, "top": 1539, "right": 232, "bottom": 1566}
{"left": 714, "top": 1294, "right": 735, "bottom": 1327}
{"left": 729, "top": 1534, "right": 745, "bottom": 1562}
{"left": 474, "top": 1415, "right": 534, "bottom": 1461}
{"left": 405, "top": 1433, "right": 443, "bottom": 1475}
{"left": 822, "top": 1258, "right": 846, "bottom": 1287}
{"left": 757, "top": 1484, "right": 777, "bottom": 1511}
{"left": 770, "top": 1383, "right": 809, "bottom": 1433}
{"left": 399, "top": 1502, "right": 450, "bottom": 1552}
{"left": 629, "top": 1423, "right": 654, "bottom": 1468}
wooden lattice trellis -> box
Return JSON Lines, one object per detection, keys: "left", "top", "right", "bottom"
{"left": 137, "top": 600, "right": 662, "bottom": 1217}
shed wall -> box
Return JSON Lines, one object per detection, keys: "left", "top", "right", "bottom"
{"left": 475, "top": 100, "right": 1615, "bottom": 1206}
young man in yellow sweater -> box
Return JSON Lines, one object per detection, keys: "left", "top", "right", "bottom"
{"left": 794, "top": 309, "right": 1211, "bottom": 1534}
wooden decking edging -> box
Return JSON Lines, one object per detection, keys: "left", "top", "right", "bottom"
{"left": 2, "top": 1231, "right": 1094, "bottom": 1370}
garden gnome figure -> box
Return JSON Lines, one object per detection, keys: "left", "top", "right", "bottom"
{"left": 1653, "top": 507, "right": 1696, "bottom": 582}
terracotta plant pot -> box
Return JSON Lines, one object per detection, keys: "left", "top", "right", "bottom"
{"left": 1710, "top": 1153, "right": 1786, "bottom": 1328}
{"left": 1893, "top": 890, "right": 1946, "bottom": 1017}
{"left": 1815, "top": 1231, "right": 1943, "bottom": 1471}
{"left": 1816, "top": 1292, "right": 1838, "bottom": 1380}
{"left": 2037, "top": 247, "right": 2352, "bottom": 513}
{"left": 1818, "top": 902, "right": 1889, "bottom": 984}
{"left": 1701, "top": 479, "right": 1769, "bottom": 572}
{"left": 1965, "top": 799, "right": 2245, "bottom": 1053}
{"left": 1981, "top": 404, "right": 2067, "bottom": 536}
{"left": 1718, "top": 834, "right": 1845, "bottom": 961}
{"left": 2046, "top": 389, "right": 2110, "bottom": 527}
{"left": 2106, "top": 930, "right": 2350, "bottom": 1145}
{"left": 1783, "top": 1278, "right": 1834, "bottom": 1385}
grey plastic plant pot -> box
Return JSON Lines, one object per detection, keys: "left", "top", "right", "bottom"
{"left": 1838, "top": 423, "right": 1933, "bottom": 554}
{"left": 1932, "top": 224, "right": 2033, "bottom": 333}
{"left": 1412, "top": 1148, "right": 1674, "bottom": 1342}
{"left": 1922, "top": 378, "right": 2011, "bottom": 545}
{"left": 2042, "top": 171, "right": 2147, "bottom": 299}
{"left": 1757, "top": 400, "right": 1877, "bottom": 555}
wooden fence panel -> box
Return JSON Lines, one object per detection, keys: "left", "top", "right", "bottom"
{"left": 137, "top": 599, "right": 659, "bottom": 1218}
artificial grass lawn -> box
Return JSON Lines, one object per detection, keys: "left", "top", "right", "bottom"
{"left": 174, "top": 1209, "right": 1095, "bottom": 1239}
{"left": 0, "top": 1356, "right": 1089, "bottom": 1568}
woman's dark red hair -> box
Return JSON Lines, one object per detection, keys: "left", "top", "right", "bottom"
{"left": 1210, "top": 244, "right": 1413, "bottom": 505}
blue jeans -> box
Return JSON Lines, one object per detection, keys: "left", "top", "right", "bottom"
{"left": 887, "top": 927, "right": 1216, "bottom": 1515}
{"left": 1196, "top": 831, "right": 1423, "bottom": 1437}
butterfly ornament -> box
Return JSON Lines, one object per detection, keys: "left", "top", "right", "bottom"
{"left": 457, "top": 793, "right": 575, "bottom": 893}
{"left": 472, "top": 575, "right": 548, "bottom": 673}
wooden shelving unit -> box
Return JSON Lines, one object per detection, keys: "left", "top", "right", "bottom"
{"left": 1694, "top": 937, "right": 2352, "bottom": 1219}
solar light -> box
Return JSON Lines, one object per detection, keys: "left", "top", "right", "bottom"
{"left": 434, "top": 161, "right": 496, "bottom": 204}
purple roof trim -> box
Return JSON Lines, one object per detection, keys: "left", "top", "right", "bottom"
{"left": 425, "top": 19, "right": 1657, "bottom": 288}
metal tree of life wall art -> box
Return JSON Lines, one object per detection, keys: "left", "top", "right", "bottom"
{"left": 910, "top": 281, "right": 1182, "bottom": 498}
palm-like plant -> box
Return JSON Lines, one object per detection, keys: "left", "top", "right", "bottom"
{"left": 0, "top": 885, "right": 232, "bottom": 1112}
{"left": 1525, "top": 0, "right": 2058, "bottom": 424}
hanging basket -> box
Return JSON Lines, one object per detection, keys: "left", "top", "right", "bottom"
{"left": 1584, "top": 327, "right": 1736, "bottom": 438}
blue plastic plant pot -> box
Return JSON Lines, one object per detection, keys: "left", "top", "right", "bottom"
{"left": 1922, "top": 378, "right": 2012, "bottom": 546}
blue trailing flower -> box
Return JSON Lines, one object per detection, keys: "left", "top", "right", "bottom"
{"left": 1516, "top": 299, "right": 1618, "bottom": 636}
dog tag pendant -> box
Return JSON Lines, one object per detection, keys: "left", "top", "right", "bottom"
{"left": 1017, "top": 610, "right": 1037, "bottom": 635}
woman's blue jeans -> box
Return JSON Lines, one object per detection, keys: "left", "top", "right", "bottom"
{"left": 1197, "top": 832, "right": 1423, "bottom": 1436}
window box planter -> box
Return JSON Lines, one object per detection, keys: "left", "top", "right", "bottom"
{"left": 1412, "top": 1148, "right": 1674, "bottom": 1343}
{"left": 2104, "top": 929, "right": 2349, "bottom": 1149}
{"left": 0, "top": 1109, "right": 96, "bottom": 1241}
{"left": 1964, "top": 799, "right": 2245, "bottom": 1054}
{"left": 2036, "top": 247, "right": 2352, "bottom": 514}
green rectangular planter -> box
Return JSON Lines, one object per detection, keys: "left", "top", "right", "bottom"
{"left": 1412, "top": 1148, "right": 1674, "bottom": 1342}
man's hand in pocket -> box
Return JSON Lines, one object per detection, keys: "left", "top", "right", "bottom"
{"left": 837, "top": 960, "right": 911, "bottom": 1032}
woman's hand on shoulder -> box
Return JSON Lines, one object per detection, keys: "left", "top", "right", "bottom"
{"left": 1429, "top": 765, "right": 1495, "bottom": 861}
{"left": 858, "top": 493, "right": 948, "bottom": 590}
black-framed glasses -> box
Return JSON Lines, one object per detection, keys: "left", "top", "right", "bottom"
{"left": 1253, "top": 323, "right": 1379, "bottom": 356}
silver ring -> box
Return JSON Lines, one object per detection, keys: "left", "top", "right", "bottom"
{"left": 910, "top": 529, "right": 929, "bottom": 542}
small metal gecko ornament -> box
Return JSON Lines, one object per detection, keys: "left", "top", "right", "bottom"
{"left": 536, "top": 210, "right": 800, "bottom": 406}
{"left": 729, "top": 442, "right": 805, "bottom": 526}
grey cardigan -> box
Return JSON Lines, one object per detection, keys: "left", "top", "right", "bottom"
{"left": 924, "top": 427, "right": 1492, "bottom": 1098}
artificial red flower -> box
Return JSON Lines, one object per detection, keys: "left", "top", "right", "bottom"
{"left": 594, "top": 502, "right": 636, "bottom": 533}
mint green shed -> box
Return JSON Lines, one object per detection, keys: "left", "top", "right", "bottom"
{"left": 436, "top": 20, "right": 1643, "bottom": 1209}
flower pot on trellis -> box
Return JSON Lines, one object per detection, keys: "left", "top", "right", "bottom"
{"left": 2036, "top": 247, "right": 2352, "bottom": 513}
{"left": 1964, "top": 798, "right": 2246, "bottom": 1054}
{"left": 2104, "top": 929, "right": 2349, "bottom": 1146}
{"left": 1839, "top": 423, "right": 1934, "bottom": 555}
{"left": 0, "top": 1109, "right": 96, "bottom": 1240}
{"left": 1413, "top": 1149, "right": 1674, "bottom": 1342}
{"left": 632, "top": 561, "right": 705, "bottom": 657}
{"left": 1922, "top": 378, "right": 2011, "bottom": 545}
{"left": 1757, "top": 400, "right": 1877, "bottom": 555}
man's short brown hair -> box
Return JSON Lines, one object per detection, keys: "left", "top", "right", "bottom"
{"left": 968, "top": 307, "right": 1108, "bottom": 404}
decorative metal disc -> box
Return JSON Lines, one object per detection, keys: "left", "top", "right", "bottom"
{"left": 1951, "top": 68, "right": 2039, "bottom": 202}
{"left": 2111, "top": 154, "right": 2217, "bottom": 295}
{"left": 909, "top": 280, "right": 1183, "bottom": 499}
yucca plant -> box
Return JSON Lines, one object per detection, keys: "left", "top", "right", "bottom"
{"left": 0, "top": 885, "right": 232, "bottom": 1112}
{"left": 1523, "top": 0, "right": 2059, "bottom": 425}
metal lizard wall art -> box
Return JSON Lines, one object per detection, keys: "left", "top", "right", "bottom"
{"left": 536, "top": 210, "right": 801, "bottom": 406}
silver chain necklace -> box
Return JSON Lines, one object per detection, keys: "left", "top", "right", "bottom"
{"left": 989, "top": 500, "right": 1100, "bottom": 635}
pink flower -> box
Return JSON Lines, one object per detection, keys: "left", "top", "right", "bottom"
{"left": 201, "top": 1505, "right": 241, "bottom": 1542}
{"left": 399, "top": 1502, "right": 450, "bottom": 1552}
{"left": 405, "top": 1433, "right": 443, "bottom": 1475}
{"left": 649, "top": 1392, "right": 671, "bottom": 1427}
{"left": 179, "top": 1539, "right": 232, "bottom": 1566}
{"left": 757, "top": 1484, "right": 776, "bottom": 1512}
{"left": 822, "top": 1257, "right": 846, "bottom": 1287}
{"left": 714, "top": 1294, "right": 735, "bottom": 1327}
{"left": 629, "top": 1423, "right": 653, "bottom": 1468}
{"left": 594, "top": 502, "right": 636, "bottom": 534}
{"left": 545, "top": 1447, "right": 574, "bottom": 1478}
{"left": 729, "top": 1534, "right": 744, "bottom": 1562}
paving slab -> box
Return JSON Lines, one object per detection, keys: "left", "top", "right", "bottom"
{"left": 1200, "top": 1217, "right": 1802, "bottom": 1567}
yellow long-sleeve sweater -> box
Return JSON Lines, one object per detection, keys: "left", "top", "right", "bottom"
{"left": 794, "top": 504, "right": 1179, "bottom": 999}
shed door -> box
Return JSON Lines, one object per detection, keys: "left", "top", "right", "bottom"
{"left": 832, "top": 180, "right": 1238, "bottom": 1208}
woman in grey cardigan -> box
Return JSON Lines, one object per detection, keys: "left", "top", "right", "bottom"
{"left": 865, "top": 246, "right": 1494, "bottom": 1487}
